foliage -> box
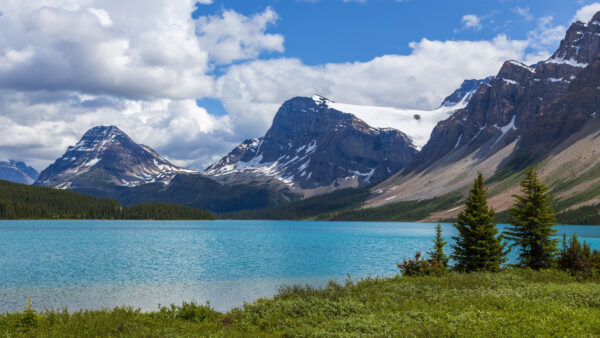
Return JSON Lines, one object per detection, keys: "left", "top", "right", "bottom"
{"left": 397, "top": 251, "right": 445, "bottom": 277}
{"left": 0, "top": 179, "right": 213, "bottom": 220}
{"left": 505, "top": 167, "right": 558, "bottom": 269}
{"left": 452, "top": 173, "right": 506, "bottom": 272}
{"left": 1, "top": 270, "right": 599, "bottom": 336}
{"left": 20, "top": 298, "right": 38, "bottom": 329}
{"left": 558, "top": 233, "right": 600, "bottom": 279}
{"left": 117, "top": 174, "right": 301, "bottom": 214}
{"left": 427, "top": 224, "right": 449, "bottom": 268}
{"left": 328, "top": 189, "right": 464, "bottom": 222}
{"left": 556, "top": 204, "right": 600, "bottom": 225}
{"left": 222, "top": 188, "right": 371, "bottom": 220}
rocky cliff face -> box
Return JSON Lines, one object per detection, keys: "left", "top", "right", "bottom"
{"left": 440, "top": 77, "right": 494, "bottom": 107}
{"left": 369, "top": 11, "right": 600, "bottom": 208}
{"left": 409, "top": 12, "right": 600, "bottom": 172}
{"left": 0, "top": 160, "right": 39, "bottom": 185}
{"left": 36, "top": 126, "right": 196, "bottom": 190}
{"left": 205, "top": 96, "right": 418, "bottom": 193}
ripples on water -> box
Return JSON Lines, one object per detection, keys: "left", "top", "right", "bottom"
{"left": 0, "top": 220, "right": 598, "bottom": 312}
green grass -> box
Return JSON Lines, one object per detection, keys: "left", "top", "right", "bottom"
{"left": 4, "top": 269, "right": 597, "bottom": 337}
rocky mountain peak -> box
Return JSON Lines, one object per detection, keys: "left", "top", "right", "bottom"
{"left": 441, "top": 77, "right": 494, "bottom": 107}
{"left": 548, "top": 13, "right": 600, "bottom": 68}
{"left": 497, "top": 60, "right": 535, "bottom": 84}
{"left": 205, "top": 96, "right": 418, "bottom": 192}
{"left": 0, "top": 160, "right": 39, "bottom": 185}
{"left": 36, "top": 126, "right": 196, "bottom": 190}
{"left": 405, "top": 12, "right": 600, "bottom": 173}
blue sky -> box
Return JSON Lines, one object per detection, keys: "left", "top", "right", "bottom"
{"left": 194, "top": 0, "right": 590, "bottom": 65}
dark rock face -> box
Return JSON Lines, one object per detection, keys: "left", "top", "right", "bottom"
{"left": 36, "top": 126, "right": 195, "bottom": 189}
{"left": 205, "top": 96, "right": 418, "bottom": 190}
{"left": 441, "top": 77, "right": 494, "bottom": 107}
{"left": 409, "top": 12, "right": 600, "bottom": 171}
{"left": 0, "top": 160, "right": 39, "bottom": 185}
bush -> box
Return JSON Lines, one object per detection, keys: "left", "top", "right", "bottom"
{"left": 159, "top": 301, "right": 220, "bottom": 323}
{"left": 398, "top": 251, "right": 445, "bottom": 277}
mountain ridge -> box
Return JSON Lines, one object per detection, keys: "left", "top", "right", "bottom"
{"left": 0, "top": 160, "right": 39, "bottom": 185}
{"left": 35, "top": 126, "right": 197, "bottom": 190}
{"left": 204, "top": 95, "right": 419, "bottom": 195}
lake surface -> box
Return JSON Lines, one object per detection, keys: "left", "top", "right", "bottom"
{"left": 1, "top": 220, "right": 599, "bottom": 312}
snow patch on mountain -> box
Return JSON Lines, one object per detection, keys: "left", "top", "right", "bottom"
{"left": 326, "top": 99, "right": 467, "bottom": 149}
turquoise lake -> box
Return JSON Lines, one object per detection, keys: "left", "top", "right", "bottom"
{"left": 1, "top": 220, "right": 599, "bottom": 313}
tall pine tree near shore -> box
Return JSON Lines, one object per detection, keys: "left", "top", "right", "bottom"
{"left": 505, "top": 167, "right": 557, "bottom": 269}
{"left": 451, "top": 172, "right": 506, "bottom": 272}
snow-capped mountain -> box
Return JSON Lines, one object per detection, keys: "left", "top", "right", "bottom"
{"left": 205, "top": 96, "right": 418, "bottom": 193}
{"left": 0, "top": 160, "right": 39, "bottom": 185}
{"left": 369, "top": 11, "right": 600, "bottom": 209}
{"left": 36, "top": 126, "right": 196, "bottom": 190}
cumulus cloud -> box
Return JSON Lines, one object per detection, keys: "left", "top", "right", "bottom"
{"left": 461, "top": 14, "right": 482, "bottom": 30}
{"left": 0, "top": 1, "right": 284, "bottom": 170}
{"left": 573, "top": 2, "right": 600, "bottom": 23}
{"left": 196, "top": 7, "right": 284, "bottom": 65}
{"left": 524, "top": 16, "right": 566, "bottom": 62}
{"left": 0, "top": 1, "right": 214, "bottom": 100}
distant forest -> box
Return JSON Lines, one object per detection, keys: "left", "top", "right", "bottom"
{"left": 0, "top": 180, "right": 213, "bottom": 220}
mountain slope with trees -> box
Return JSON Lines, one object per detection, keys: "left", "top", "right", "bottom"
{"left": 0, "top": 180, "right": 213, "bottom": 220}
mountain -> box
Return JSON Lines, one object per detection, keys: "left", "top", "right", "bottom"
{"left": 34, "top": 125, "right": 299, "bottom": 213}
{"left": 0, "top": 160, "right": 39, "bottom": 185}
{"left": 365, "top": 12, "right": 600, "bottom": 220}
{"left": 35, "top": 126, "right": 197, "bottom": 190}
{"left": 205, "top": 95, "right": 419, "bottom": 195}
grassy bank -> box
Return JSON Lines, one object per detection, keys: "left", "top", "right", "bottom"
{"left": 2, "top": 269, "right": 599, "bottom": 337}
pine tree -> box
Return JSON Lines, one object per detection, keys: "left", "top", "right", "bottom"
{"left": 451, "top": 172, "right": 506, "bottom": 272}
{"left": 505, "top": 167, "right": 557, "bottom": 269}
{"left": 427, "top": 224, "right": 449, "bottom": 269}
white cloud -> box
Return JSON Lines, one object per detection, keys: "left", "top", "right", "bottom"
{"left": 461, "top": 14, "right": 482, "bottom": 30}
{"left": 196, "top": 7, "right": 284, "bottom": 65}
{"left": 0, "top": 1, "right": 213, "bottom": 100}
{"left": 0, "top": 1, "right": 284, "bottom": 170}
{"left": 515, "top": 6, "right": 533, "bottom": 21}
{"left": 524, "top": 16, "right": 566, "bottom": 63}
{"left": 573, "top": 2, "right": 600, "bottom": 23}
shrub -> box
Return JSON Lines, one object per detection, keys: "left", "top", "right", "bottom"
{"left": 398, "top": 251, "right": 445, "bottom": 277}
{"left": 558, "top": 233, "right": 600, "bottom": 279}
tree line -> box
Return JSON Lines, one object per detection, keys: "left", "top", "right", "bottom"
{"left": 0, "top": 180, "right": 214, "bottom": 220}
{"left": 399, "top": 168, "right": 600, "bottom": 278}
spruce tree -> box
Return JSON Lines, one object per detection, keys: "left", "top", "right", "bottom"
{"left": 505, "top": 167, "right": 557, "bottom": 269}
{"left": 451, "top": 172, "right": 506, "bottom": 272}
{"left": 427, "top": 224, "right": 449, "bottom": 269}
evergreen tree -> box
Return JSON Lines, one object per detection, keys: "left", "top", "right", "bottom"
{"left": 451, "top": 172, "right": 506, "bottom": 272}
{"left": 427, "top": 224, "right": 449, "bottom": 268}
{"left": 505, "top": 167, "right": 557, "bottom": 269}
